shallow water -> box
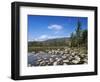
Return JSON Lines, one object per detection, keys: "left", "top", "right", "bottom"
{"left": 28, "top": 52, "right": 63, "bottom": 66}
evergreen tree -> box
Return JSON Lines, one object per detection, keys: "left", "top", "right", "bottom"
{"left": 70, "top": 18, "right": 87, "bottom": 48}
{"left": 75, "top": 18, "right": 82, "bottom": 47}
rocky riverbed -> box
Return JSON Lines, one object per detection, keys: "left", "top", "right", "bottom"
{"left": 28, "top": 47, "right": 88, "bottom": 66}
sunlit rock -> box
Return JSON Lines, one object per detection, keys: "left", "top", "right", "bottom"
{"left": 72, "top": 60, "right": 79, "bottom": 64}
{"left": 68, "top": 56, "right": 73, "bottom": 60}
{"left": 39, "top": 61, "right": 46, "bottom": 66}
{"left": 75, "top": 55, "right": 80, "bottom": 61}
{"left": 71, "top": 52, "right": 76, "bottom": 56}
{"left": 53, "top": 61, "right": 57, "bottom": 66}
{"left": 63, "top": 60, "right": 69, "bottom": 63}
{"left": 62, "top": 55, "right": 67, "bottom": 59}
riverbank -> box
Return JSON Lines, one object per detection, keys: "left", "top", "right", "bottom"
{"left": 28, "top": 47, "right": 87, "bottom": 66}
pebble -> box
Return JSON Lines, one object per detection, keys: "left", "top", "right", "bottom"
{"left": 28, "top": 48, "right": 87, "bottom": 66}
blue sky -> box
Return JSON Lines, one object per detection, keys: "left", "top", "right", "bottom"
{"left": 28, "top": 15, "right": 87, "bottom": 41}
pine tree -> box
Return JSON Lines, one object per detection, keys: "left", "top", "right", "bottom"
{"left": 75, "top": 18, "right": 82, "bottom": 47}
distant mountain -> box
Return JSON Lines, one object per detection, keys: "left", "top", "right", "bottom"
{"left": 43, "top": 37, "right": 70, "bottom": 43}
{"left": 28, "top": 37, "right": 70, "bottom": 47}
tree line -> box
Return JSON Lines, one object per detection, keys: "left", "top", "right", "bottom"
{"left": 70, "top": 19, "right": 87, "bottom": 48}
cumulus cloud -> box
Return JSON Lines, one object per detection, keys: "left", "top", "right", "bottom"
{"left": 33, "top": 35, "right": 48, "bottom": 41}
{"left": 33, "top": 35, "right": 67, "bottom": 41}
{"left": 39, "top": 35, "right": 48, "bottom": 40}
{"left": 48, "top": 24, "right": 63, "bottom": 31}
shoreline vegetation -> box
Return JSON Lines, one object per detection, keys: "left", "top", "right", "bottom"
{"left": 28, "top": 19, "right": 88, "bottom": 66}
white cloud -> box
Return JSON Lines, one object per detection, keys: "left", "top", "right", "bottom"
{"left": 33, "top": 35, "right": 48, "bottom": 41}
{"left": 33, "top": 35, "right": 67, "bottom": 41}
{"left": 48, "top": 24, "right": 63, "bottom": 31}
{"left": 39, "top": 35, "right": 48, "bottom": 40}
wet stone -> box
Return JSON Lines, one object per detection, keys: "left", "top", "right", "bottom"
{"left": 28, "top": 47, "right": 88, "bottom": 66}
